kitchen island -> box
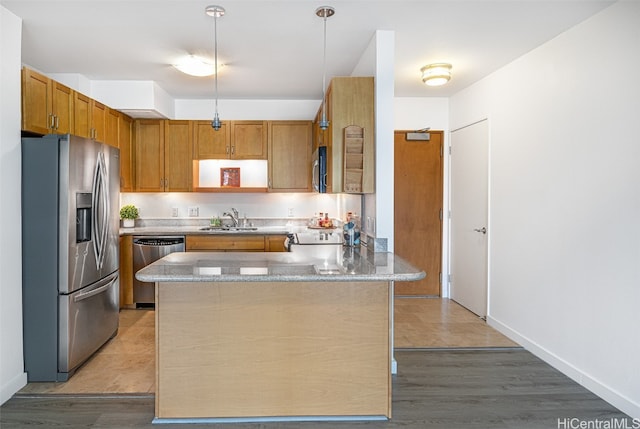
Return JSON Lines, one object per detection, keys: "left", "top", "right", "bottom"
{"left": 136, "top": 247, "right": 424, "bottom": 424}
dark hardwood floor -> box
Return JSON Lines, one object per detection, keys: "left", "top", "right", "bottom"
{"left": 1, "top": 349, "right": 630, "bottom": 429}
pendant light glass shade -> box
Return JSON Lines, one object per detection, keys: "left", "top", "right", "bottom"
{"left": 206, "top": 5, "right": 225, "bottom": 131}
{"left": 316, "top": 6, "right": 335, "bottom": 131}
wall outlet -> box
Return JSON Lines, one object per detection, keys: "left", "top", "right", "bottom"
{"left": 288, "top": 208, "right": 294, "bottom": 217}
{"left": 171, "top": 207, "right": 179, "bottom": 217}
{"left": 188, "top": 206, "right": 199, "bottom": 217}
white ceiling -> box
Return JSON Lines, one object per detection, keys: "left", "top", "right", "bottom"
{"left": 2, "top": 0, "right": 614, "bottom": 101}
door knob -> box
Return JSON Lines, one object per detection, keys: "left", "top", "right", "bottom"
{"left": 473, "top": 227, "right": 487, "bottom": 234}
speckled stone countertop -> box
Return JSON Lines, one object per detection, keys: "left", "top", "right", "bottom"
{"left": 135, "top": 247, "right": 425, "bottom": 283}
{"left": 119, "top": 218, "right": 318, "bottom": 236}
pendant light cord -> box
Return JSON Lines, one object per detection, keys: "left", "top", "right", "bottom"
{"left": 214, "top": 12, "right": 219, "bottom": 122}
{"left": 321, "top": 13, "right": 327, "bottom": 126}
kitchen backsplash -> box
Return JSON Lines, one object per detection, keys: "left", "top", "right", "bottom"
{"left": 119, "top": 192, "right": 361, "bottom": 222}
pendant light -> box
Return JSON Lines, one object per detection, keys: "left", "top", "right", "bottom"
{"left": 206, "top": 5, "right": 225, "bottom": 131}
{"left": 316, "top": 6, "right": 335, "bottom": 131}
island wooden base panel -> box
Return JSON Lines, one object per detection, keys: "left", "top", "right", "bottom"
{"left": 156, "top": 281, "right": 391, "bottom": 419}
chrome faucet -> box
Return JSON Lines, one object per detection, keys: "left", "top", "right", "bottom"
{"left": 223, "top": 208, "right": 239, "bottom": 227}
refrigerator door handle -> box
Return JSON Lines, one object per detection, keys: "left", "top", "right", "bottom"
{"left": 73, "top": 274, "right": 117, "bottom": 303}
{"left": 91, "top": 151, "right": 110, "bottom": 269}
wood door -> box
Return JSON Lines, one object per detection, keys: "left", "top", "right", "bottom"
{"left": 450, "top": 120, "right": 489, "bottom": 317}
{"left": 51, "top": 81, "right": 73, "bottom": 134}
{"left": 394, "top": 130, "right": 443, "bottom": 296}
{"left": 73, "top": 92, "right": 91, "bottom": 138}
{"left": 135, "top": 119, "right": 165, "bottom": 192}
{"left": 268, "top": 121, "right": 312, "bottom": 192}
{"left": 119, "top": 114, "right": 134, "bottom": 191}
{"left": 193, "top": 120, "right": 229, "bottom": 159}
{"left": 164, "top": 120, "right": 192, "bottom": 192}
{"left": 231, "top": 121, "right": 268, "bottom": 159}
{"left": 21, "top": 68, "right": 51, "bottom": 134}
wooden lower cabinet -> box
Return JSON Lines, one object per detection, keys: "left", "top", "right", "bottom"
{"left": 119, "top": 235, "right": 134, "bottom": 307}
{"left": 185, "top": 234, "right": 288, "bottom": 252}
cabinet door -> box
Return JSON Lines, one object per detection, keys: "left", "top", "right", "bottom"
{"left": 51, "top": 81, "right": 74, "bottom": 134}
{"left": 164, "top": 120, "right": 193, "bottom": 192}
{"left": 105, "top": 107, "right": 119, "bottom": 148}
{"left": 21, "top": 68, "right": 51, "bottom": 134}
{"left": 186, "top": 235, "right": 266, "bottom": 251}
{"left": 119, "top": 235, "right": 134, "bottom": 307}
{"left": 265, "top": 235, "right": 288, "bottom": 252}
{"left": 74, "top": 92, "right": 91, "bottom": 138}
{"left": 268, "top": 121, "right": 312, "bottom": 192}
{"left": 231, "top": 121, "right": 268, "bottom": 159}
{"left": 119, "top": 114, "right": 134, "bottom": 192}
{"left": 135, "top": 119, "right": 165, "bottom": 192}
{"left": 193, "top": 120, "right": 230, "bottom": 159}
{"left": 91, "top": 100, "right": 106, "bottom": 142}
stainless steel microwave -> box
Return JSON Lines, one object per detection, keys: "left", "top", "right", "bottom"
{"left": 312, "top": 146, "right": 327, "bottom": 193}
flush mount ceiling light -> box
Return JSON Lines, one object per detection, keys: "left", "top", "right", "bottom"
{"left": 206, "top": 4, "right": 225, "bottom": 131}
{"left": 316, "top": 6, "right": 335, "bottom": 131}
{"left": 174, "top": 55, "right": 216, "bottom": 77}
{"left": 421, "top": 63, "right": 452, "bottom": 86}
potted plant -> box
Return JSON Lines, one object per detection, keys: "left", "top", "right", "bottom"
{"left": 120, "top": 204, "right": 139, "bottom": 228}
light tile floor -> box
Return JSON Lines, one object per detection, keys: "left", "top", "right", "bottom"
{"left": 18, "top": 309, "right": 155, "bottom": 395}
{"left": 394, "top": 298, "right": 519, "bottom": 348}
{"left": 18, "top": 299, "right": 518, "bottom": 395}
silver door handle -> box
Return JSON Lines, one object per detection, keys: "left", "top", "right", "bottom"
{"left": 474, "top": 227, "right": 487, "bottom": 234}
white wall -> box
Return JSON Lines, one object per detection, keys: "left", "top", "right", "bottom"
{"left": 450, "top": 1, "right": 640, "bottom": 418}
{"left": 0, "top": 5, "right": 28, "bottom": 405}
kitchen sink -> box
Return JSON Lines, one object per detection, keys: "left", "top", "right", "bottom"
{"left": 199, "top": 226, "right": 259, "bottom": 232}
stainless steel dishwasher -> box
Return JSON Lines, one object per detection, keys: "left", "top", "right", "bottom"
{"left": 132, "top": 236, "right": 185, "bottom": 307}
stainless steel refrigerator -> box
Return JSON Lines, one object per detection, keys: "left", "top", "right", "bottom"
{"left": 22, "top": 134, "right": 120, "bottom": 381}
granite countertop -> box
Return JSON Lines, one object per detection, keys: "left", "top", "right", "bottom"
{"left": 119, "top": 225, "right": 302, "bottom": 236}
{"left": 118, "top": 218, "right": 330, "bottom": 236}
{"left": 135, "top": 247, "right": 425, "bottom": 283}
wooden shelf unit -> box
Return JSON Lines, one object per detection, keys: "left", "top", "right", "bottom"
{"left": 343, "top": 125, "right": 365, "bottom": 193}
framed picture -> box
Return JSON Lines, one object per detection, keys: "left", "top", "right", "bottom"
{"left": 220, "top": 167, "right": 240, "bottom": 187}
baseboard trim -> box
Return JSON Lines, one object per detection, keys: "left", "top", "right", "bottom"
{"left": 1, "top": 371, "right": 27, "bottom": 405}
{"left": 487, "top": 316, "right": 640, "bottom": 419}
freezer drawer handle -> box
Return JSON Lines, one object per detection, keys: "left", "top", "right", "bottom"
{"left": 73, "top": 277, "right": 116, "bottom": 303}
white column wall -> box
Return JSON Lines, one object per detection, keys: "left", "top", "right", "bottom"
{"left": 450, "top": 1, "right": 640, "bottom": 418}
{"left": 0, "top": 6, "right": 28, "bottom": 405}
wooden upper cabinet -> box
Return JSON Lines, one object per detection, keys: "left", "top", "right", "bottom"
{"left": 193, "top": 120, "right": 266, "bottom": 160}
{"left": 268, "top": 121, "right": 312, "bottom": 192}
{"left": 135, "top": 119, "right": 165, "bottom": 192}
{"left": 105, "top": 107, "right": 119, "bottom": 148}
{"left": 315, "top": 77, "right": 374, "bottom": 194}
{"left": 230, "top": 121, "right": 267, "bottom": 159}
{"left": 119, "top": 113, "right": 134, "bottom": 192}
{"left": 164, "top": 120, "right": 192, "bottom": 192}
{"left": 193, "top": 120, "right": 230, "bottom": 159}
{"left": 21, "top": 68, "right": 73, "bottom": 135}
{"left": 50, "top": 81, "right": 74, "bottom": 134}
{"left": 72, "top": 92, "right": 105, "bottom": 141}
{"left": 91, "top": 100, "right": 106, "bottom": 142}
{"left": 73, "top": 92, "right": 91, "bottom": 138}
{"left": 134, "top": 119, "right": 192, "bottom": 192}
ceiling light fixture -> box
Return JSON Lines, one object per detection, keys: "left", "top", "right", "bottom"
{"left": 421, "top": 63, "right": 452, "bottom": 86}
{"left": 316, "top": 6, "right": 335, "bottom": 131}
{"left": 206, "top": 5, "right": 225, "bottom": 131}
{"left": 174, "top": 55, "right": 216, "bottom": 77}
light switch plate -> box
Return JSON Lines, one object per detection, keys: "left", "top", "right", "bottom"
{"left": 171, "top": 207, "right": 179, "bottom": 217}
{"left": 188, "top": 206, "right": 199, "bottom": 217}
